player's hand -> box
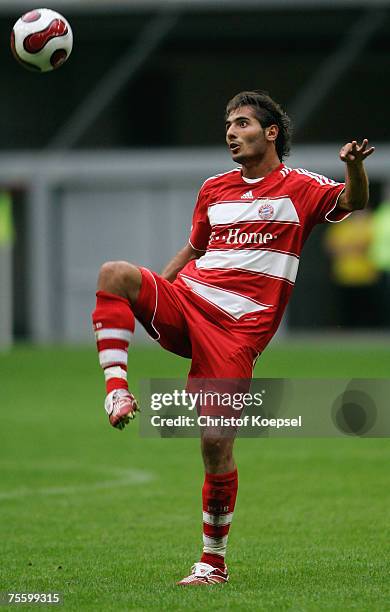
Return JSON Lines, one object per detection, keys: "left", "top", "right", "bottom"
{"left": 339, "top": 139, "right": 375, "bottom": 164}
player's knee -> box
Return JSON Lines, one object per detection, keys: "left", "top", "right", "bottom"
{"left": 98, "top": 260, "right": 140, "bottom": 294}
{"left": 202, "top": 433, "right": 233, "bottom": 463}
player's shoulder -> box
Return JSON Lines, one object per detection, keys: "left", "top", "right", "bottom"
{"left": 200, "top": 167, "right": 242, "bottom": 191}
{"left": 280, "top": 165, "right": 343, "bottom": 188}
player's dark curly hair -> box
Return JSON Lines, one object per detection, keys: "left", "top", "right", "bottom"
{"left": 225, "top": 90, "right": 292, "bottom": 161}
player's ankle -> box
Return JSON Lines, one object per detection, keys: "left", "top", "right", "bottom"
{"left": 105, "top": 380, "right": 128, "bottom": 395}
{"left": 104, "top": 366, "right": 129, "bottom": 395}
{"left": 200, "top": 553, "right": 225, "bottom": 571}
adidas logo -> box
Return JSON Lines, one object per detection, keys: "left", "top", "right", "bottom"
{"left": 241, "top": 190, "right": 254, "bottom": 199}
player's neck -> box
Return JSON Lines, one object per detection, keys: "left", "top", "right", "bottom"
{"left": 241, "top": 154, "right": 281, "bottom": 180}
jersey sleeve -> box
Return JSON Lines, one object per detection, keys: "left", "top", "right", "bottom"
{"left": 303, "top": 175, "right": 349, "bottom": 225}
{"left": 189, "top": 186, "right": 212, "bottom": 251}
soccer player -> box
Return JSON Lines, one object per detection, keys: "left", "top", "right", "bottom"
{"left": 92, "top": 91, "right": 374, "bottom": 585}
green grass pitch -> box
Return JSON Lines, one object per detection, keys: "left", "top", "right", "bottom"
{"left": 1, "top": 341, "right": 390, "bottom": 611}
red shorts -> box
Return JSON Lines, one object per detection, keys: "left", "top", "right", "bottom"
{"left": 132, "top": 267, "right": 259, "bottom": 380}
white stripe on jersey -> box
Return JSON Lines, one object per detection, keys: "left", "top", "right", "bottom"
{"left": 196, "top": 249, "right": 299, "bottom": 284}
{"left": 281, "top": 166, "right": 342, "bottom": 186}
{"left": 295, "top": 168, "right": 341, "bottom": 186}
{"left": 181, "top": 276, "right": 270, "bottom": 319}
{"left": 208, "top": 197, "right": 299, "bottom": 226}
{"left": 280, "top": 166, "right": 293, "bottom": 178}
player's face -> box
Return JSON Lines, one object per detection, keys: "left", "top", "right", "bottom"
{"left": 225, "top": 106, "right": 269, "bottom": 164}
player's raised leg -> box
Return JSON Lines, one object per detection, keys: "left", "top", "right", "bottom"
{"left": 92, "top": 261, "right": 141, "bottom": 429}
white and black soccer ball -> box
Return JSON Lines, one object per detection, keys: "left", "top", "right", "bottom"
{"left": 11, "top": 8, "right": 73, "bottom": 72}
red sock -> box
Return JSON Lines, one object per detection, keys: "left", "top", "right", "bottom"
{"left": 200, "top": 469, "right": 238, "bottom": 570}
{"left": 92, "top": 290, "right": 135, "bottom": 394}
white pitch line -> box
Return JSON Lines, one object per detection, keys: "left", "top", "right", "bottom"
{"left": 0, "top": 468, "right": 154, "bottom": 501}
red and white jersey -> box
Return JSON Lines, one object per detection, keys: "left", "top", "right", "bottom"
{"left": 176, "top": 162, "right": 348, "bottom": 351}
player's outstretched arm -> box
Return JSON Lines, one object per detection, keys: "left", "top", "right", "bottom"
{"left": 337, "top": 139, "right": 375, "bottom": 212}
{"left": 161, "top": 243, "right": 204, "bottom": 282}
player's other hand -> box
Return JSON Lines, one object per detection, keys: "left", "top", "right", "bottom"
{"left": 339, "top": 139, "right": 375, "bottom": 164}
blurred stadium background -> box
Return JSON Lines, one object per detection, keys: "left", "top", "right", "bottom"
{"left": 1, "top": 2, "right": 390, "bottom": 609}
{"left": 0, "top": 0, "right": 390, "bottom": 346}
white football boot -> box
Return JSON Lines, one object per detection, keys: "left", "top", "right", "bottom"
{"left": 177, "top": 562, "right": 229, "bottom": 585}
{"left": 104, "top": 389, "right": 139, "bottom": 430}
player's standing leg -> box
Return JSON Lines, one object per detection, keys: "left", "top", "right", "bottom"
{"left": 201, "top": 434, "right": 238, "bottom": 566}
{"left": 92, "top": 261, "right": 141, "bottom": 429}
{"left": 177, "top": 431, "right": 237, "bottom": 585}
{"left": 178, "top": 346, "right": 255, "bottom": 586}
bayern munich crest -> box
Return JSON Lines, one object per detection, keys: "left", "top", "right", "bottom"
{"left": 258, "top": 203, "right": 274, "bottom": 220}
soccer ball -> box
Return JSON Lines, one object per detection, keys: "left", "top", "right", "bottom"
{"left": 11, "top": 8, "right": 73, "bottom": 72}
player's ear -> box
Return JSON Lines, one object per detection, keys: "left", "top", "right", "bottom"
{"left": 265, "top": 124, "right": 279, "bottom": 142}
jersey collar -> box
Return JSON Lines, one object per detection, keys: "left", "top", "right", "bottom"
{"left": 240, "top": 163, "right": 284, "bottom": 187}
